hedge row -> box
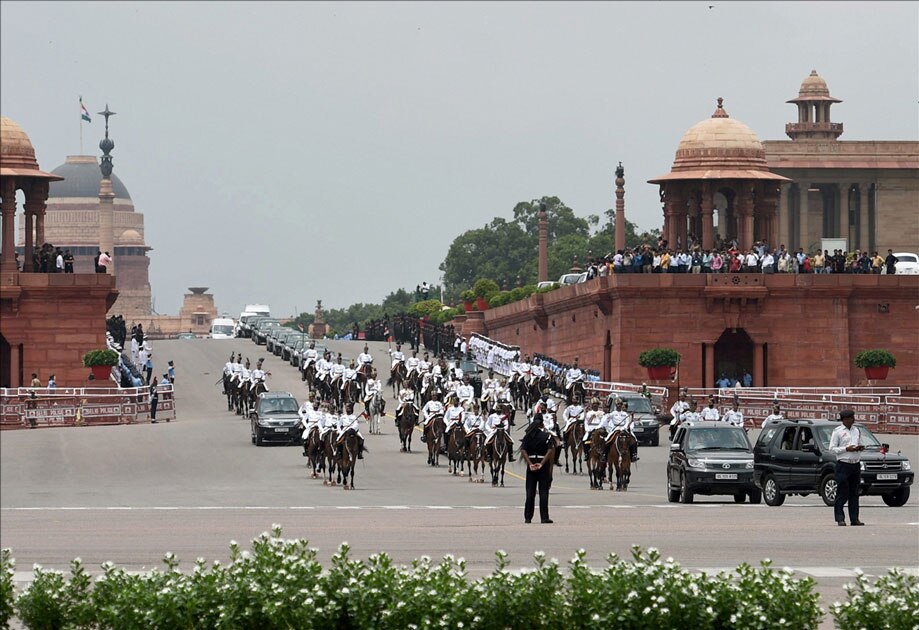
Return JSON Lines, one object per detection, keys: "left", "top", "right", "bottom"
{"left": 1, "top": 529, "right": 915, "bottom": 629}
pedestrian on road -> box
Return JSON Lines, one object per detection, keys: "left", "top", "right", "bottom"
{"left": 149, "top": 377, "right": 159, "bottom": 424}
{"left": 167, "top": 360, "right": 176, "bottom": 384}
{"left": 830, "top": 409, "right": 865, "bottom": 526}
{"left": 520, "top": 412, "right": 556, "bottom": 524}
{"left": 144, "top": 351, "right": 154, "bottom": 385}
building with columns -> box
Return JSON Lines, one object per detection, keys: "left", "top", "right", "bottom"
{"left": 765, "top": 70, "right": 919, "bottom": 254}
{"left": 1, "top": 116, "right": 118, "bottom": 388}
{"left": 649, "top": 98, "right": 789, "bottom": 252}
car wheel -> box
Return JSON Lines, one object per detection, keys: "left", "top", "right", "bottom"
{"left": 748, "top": 489, "right": 762, "bottom": 505}
{"left": 763, "top": 475, "right": 785, "bottom": 506}
{"left": 819, "top": 474, "right": 837, "bottom": 507}
{"left": 255, "top": 427, "right": 264, "bottom": 447}
{"left": 650, "top": 431, "right": 659, "bottom": 447}
{"left": 881, "top": 486, "right": 910, "bottom": 507}
{"left": 679, "top": 472, "right": 694, "bottom": 504}
{"left": 667, "top": 475, "right": 680, "bottom": 503}
{"left": 733, "top": 491, "right": 746, "bottom": 503}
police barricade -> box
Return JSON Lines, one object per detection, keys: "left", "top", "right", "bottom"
{"left": 0, "top": 385, "right": 176, "bottom": 430}
{"left": 683, "top": 387, "right": 916, "bottom": 434}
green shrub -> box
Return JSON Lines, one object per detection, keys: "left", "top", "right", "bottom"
{"left": 407, "top": 299, "right": 445, "bottom": 319}
{"left": 82, "top": 349, "right": 120, "bottom": 367}
{"left": 853, "top": 349, "right": 896, "bottom": 368}
{"left": 536, "top": 283, "right": 560, "bottom": 294}
{"left": 473, "top": 278, "right": 500, "bottom": 299}
{"left": 508, "top": 287, "right": 528, "bottom": 302}
{"left": 488, "top": 291, "right": 511, "bottom": 307}
{"left": 460, "top": 289, "right": 475, "bottom": 303}
{"left": 831, "top": 568, "right": 918, "bottom": 630}
{"left": 0, "top": 549, "right": 13, "bottom": 630}
{"left": 638, "top": 348, "right": 681, "bottom": 368}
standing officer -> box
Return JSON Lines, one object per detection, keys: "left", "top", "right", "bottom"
{"left": 829, "top": 410, "right": 865, "bottom": 526}
{"left": 520, "top": 412, "right": 556, "bottom": 524}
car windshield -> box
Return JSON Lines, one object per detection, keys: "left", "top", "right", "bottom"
{"left": 620, "top": 397, "right": 653, "bottom": 413}
{"left": 896, "top": 254, "right": 917, "bottom": 263}
{"left": 815, "top": 424, "right": 882, "bottom": 449}
{"left": 686, "top": 428, "right": 750, "bottom": 451}
{"left": 212, "top": 325, "right": 233, "bottom": 335}
{"left": 260, "top": 398, "right": 299, "bottom": 414}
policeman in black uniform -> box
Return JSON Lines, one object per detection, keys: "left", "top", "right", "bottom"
{"left": 520, "top": 412, "right": 556, "bottom": 524}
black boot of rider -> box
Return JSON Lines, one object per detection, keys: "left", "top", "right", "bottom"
{"left": 631, "top": 444, "right": 639, "bottom": 462}
{"left": 358, "top": 439, "right": 365, "bottom": 459}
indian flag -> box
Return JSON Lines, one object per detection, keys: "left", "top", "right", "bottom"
{"left": 80, "top": 97, "right": 91, "bottom": 123}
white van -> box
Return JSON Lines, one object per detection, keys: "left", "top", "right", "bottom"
{"left": 210, "top": 318, "right": 236, "bottom": 339}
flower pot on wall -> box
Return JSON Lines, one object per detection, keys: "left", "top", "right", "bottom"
{"left": 864, "top": 366, "right": 889, "bottom": 380}
{"left": 91, "top": 365, "right": 112, "bottom": 381}
{"left": 475, "top": 297, "right": 490, "bottom": 311}
{"left": 647, "top": 366, "right": 672, "bottom": 380}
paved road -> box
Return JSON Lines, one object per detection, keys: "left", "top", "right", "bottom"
{"left": 2, "top": 337, "right": 917, "bottom": 614}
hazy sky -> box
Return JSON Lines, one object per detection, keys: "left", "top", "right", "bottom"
{"left": 2, "top": 1, "right": 917, "bottom": 317}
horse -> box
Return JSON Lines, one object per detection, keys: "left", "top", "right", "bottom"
{"left": 245, "top": 381, "right": 269, "bottom": 418}
{"left": 424, "top": 414, "right": 445, "bottom": 467}
{"left": 303, "top": 426, "right": 324, "bottom": 479}
{"left": 567, "top": 381, "right": 586, "bottom": 406}
{"left": 388, "top": 362, "right": 406, "bottom": 398}
{"left": 341, "top": 378, "right": 362, "bottom": 411}
{"left": 563, "top": 421, "right": 585, "bottom": 475}
{"left": 446, "top": 424, "right": 466, "bottom": 476}
{"left": 397, "top": 403, "right": 417, "bottom": 453}
{"left": 585, "top": 428, "right": 608, "bottom": 490}
{"left": 465, "top": 430, "right": 486, "bottom": 483}
{"left": 321, "top": 430, "right": 338, "bottom": 486}
{"left": 606, "top": 430, "right": 634, "bottom": 491}
{"left": 222, "top": 373, "right": 234, "bottom": 411}
{"left": 366, "top": 391, "right": 384, "bottom": 435}
{"left": 337, "top": 430, "right": 359, "bottom": 490}
{"left": 487, "top": 427, "right": 510, "bottom": 487}
{"left": 302, "top": 361, "right": 317, "bottom": 387}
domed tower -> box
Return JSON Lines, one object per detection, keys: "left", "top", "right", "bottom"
{"left": 649, "top": 99, "right": 789, "bottom": 251}
{"left": 785, "top": 70, "right": 843, "bottom": 141}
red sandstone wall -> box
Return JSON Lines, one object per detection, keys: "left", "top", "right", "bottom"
{"left": 0, "top": 273, "right": 118, "bottom": 388}
{"left": 480, "top": 274, "right": 919, "bottom": 389}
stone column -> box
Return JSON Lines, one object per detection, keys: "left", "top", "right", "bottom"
{"left": 23, "top": 205, "right": 34, "bottom": 272}
{"left": 753, "top": 343, "right": 764, "bottom": 388}
{"left": 537, "top": 204, "right": 548, "bottom": 282}
{"left": 704, "top": 343, "right": 715, "bottom": 389}
{"left": 797, "top": 183, "right": 809, "bottom": 252}
{"left": 738, "top": 185, "right": 754, "bottom": 251}
{"left": 614, "top": 168, "right": 626, "bottom": 253}
{"left": 99, "top": 177, "right": 115, "bottom": 275}
{"left": 859, "top": 183, "right": 870, "bottom": 252}
{"left": 1, "top": 179, "right": 16, "bottom": 272}
{"left": 701, "top": 183, "right": 714, "bottom": 250}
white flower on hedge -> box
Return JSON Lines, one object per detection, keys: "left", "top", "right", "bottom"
{"left": 642, "top": 607, "right": 651, "bottom": 615}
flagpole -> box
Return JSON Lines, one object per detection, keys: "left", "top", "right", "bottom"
{"left": 79, "top": 96, "right": 83, "bottom": 154}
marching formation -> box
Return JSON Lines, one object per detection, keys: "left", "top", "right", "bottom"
{"left": 221, "top": 353, "right": 270, "bottom": 416}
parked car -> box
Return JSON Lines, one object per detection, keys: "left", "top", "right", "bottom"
{"left": 241, "top": 316, "right": 267, "bottom": 339}
{"left": 893, "top": 252, "right": 919, "bottom": 275}
{"left": 283, "top": 333, "right": 308, "bottom": 363}
{"left": 536, "top": 281, "right": 558, "bottom": 290}
{"left": 666, "top": 421, "right": 760, "bottom": 504}
{"left": 557, "top": 273, "right": 581, "bottom": 285}
{"left": 753, "top": 419, "right": 913, "bottom": 507}
{"left": 455, "top": 359, "right": 483, "bottom": 398}
{"left": 253, "top": 319, "right": 281, "bottom": 345}
{"left": 606, "top": 391, "right": 663, "bottom": 446}
{"left": 576, "top": 271, "right": 588, "bottom": 284}
{"left": 176, "top": 332, "right": 197, "bottom": 340}
{"left": 268, "top": 328, "right": 295, "bottom": 356}
{"left": 249, "top": 391, "right": 302, "bottom": 446}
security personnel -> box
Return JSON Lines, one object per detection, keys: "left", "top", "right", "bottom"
{"left": 829, "top": 410, "right": 865, "bottom": 526}
{"left": 700, "top": 397, "right": 721, "bottom": 421}
{"left": 762, "top": 403, "right": 785, "bottom": 429}
{"left": 721, "top": 400, "right": 745, "bottom": 428}
{"left": 520, "top": 413, "right": 556, "bottom": 524}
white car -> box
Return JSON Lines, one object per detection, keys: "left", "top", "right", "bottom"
{"left": 558, "top": 273, "right": 581, "bottom": 285}
{"left": 893, "top": 252, "right": 919, "bottom": 275}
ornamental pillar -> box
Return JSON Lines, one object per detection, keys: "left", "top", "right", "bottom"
{"left": 797, "top": 183, "right": 809, "bottom": 252}
{"left": 701, "top": 182, "right": 714, "bottom": 250}
{"left": 1, "top": 179, "right": 16, "bottom": 272}
{"left": 739, "top": 185, "right": 754, "bottom": 251}
{"left": 858, "top": 183, "right": 871, "bottom": 252}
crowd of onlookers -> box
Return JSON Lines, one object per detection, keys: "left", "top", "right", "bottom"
{"left": 15, "top": 245, "right": 112, "bottom": 273}
{"left": 580, "top": 236, "right": 903, "bottom": 277}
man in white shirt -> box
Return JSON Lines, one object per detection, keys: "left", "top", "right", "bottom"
{"left": 761, "top": 251, "right": 775, "bottom": 274}
{"left": 829, "top": 410, "right": 865, "bottom": 526}
{"left": 583, "top": 398, "right": 608, "bottom": 444}
{"left": 455, "top": 376, "right": 475, "bottom": 405}
{"left": 356, "top": 345, "right": 373, "bottom": 373}
{"left": 607, "top": 399, "right": 640, "bottom": 461}
{"left": 405, "top": 350, "right": 421, "bottom": 380}
{"left": 336, "top": 403, "right": 365, "bottom": 459}
{"left": 420, "top": 392, "right": 445, "bottom": 442}
{"left": 681, "top": 399, "right": 702, "bottom": 425}
{"left": 390, "top": 344, "right": 405, "bottom": 372}
{"left": 315, "top": 352, "right": 332, "bottom": 383}
{"left": 484, "top": 404, "right": 515, "bottom": 461}
{"left": 395, "top": 387, "right": 416, "bottom": 423}
{"left": 700, "top": 398, "right": 721, "bottom": 422}
{"left": 329, "top": 355, "right": 346, "bottom": 389}
{"left": 669, "top": 391, "right": 690, "bottom": 439}
{"left": 744, "top": 250, "right": 759, "bottom": 273}
{"left": 721, "top": 401, "right": 745, "bottom": 428}
{"left": 565, "top": 360, "right": 584, "bottom": 401}
{"left": 444, "top": 396, "right": 465, "bottom": 445}
{"left": 302, "top": 342, "right": 319, "bottom": 373}
{"left": 762, "top": 403, "right": 784, "bottom": 429}
{"left": 562, "top": 395, "right": 585, "bottom": 446}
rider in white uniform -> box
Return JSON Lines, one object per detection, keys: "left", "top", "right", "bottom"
{"left": 389, "top": 344, "right": 405, "bottom": 372}
{"left": 342, "top": 360, "right": 358, "bottom": 391}
{"left": 455, "top": 376, "right": 475, "bottom": 405}
{"left": 302, "top": 342, "right": 319, "bottom": 372}
{"left": 583, "top": 398, "right": 609, "bottom": 444}
{"left": 335, "top": 403, "right": 365, "bottom": 459}
{"left": 607, "top": 399, "right": 640, "bottom": 461}
{"left": 562, "top": 395, "right": 585, "bottom": 446}
{"left": 357, "top": 346, "right": 373, "bottom": 371}
{"left": 565, "top": 360, "right": 584, "bottom": 400}
{"left": 315, "top": 352, "right": 332, "bottom": 384}
{"left": 483, "top": 404, "right": 515, "bottom": 461}
{"left": 444, "top": 396, "right": 465, "bottom": 440}
{"left": 395, "top": 387, "right": 417, "bottom": 423}
{"left": 250, "top": 358, "right": 267, "bottom": 388}
{"left": 318, "top": 404, "right": 339, "bottom": 438}
{"left": 669, "top": 391, "right": 691, "bottom": 438}
{"left": 329, "top": 356, "right": 346, "bottom": 389}
{"left": 682, "top": 400, "right": 702, "bottom": 425}
{"left": 420, "top": 392, "right": 445, "bottom": 442}
{"left": 405, "top": 351, "right": 421, "bottom": 380}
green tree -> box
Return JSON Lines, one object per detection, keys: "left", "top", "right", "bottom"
{"left": 512, "top": 196, "right": 591, "bottom": 240}
{"left": 599, "top": 213, "right": 662, "bottom": 249}
{"left": 439, "top": 218, "right": 534, "bottom": 294}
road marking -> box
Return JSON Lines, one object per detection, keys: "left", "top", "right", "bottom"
{"left": 796, "top": 567, "right": 859, "bottom": 577}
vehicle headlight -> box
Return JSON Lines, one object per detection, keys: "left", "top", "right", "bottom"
{"left": 859, "top": 462, "right": 866, "bottom": 472}
{"left": 745, "top": 462, "right": 754, "bottom": 469}
{"left": 903, "top": 461, "right": 911, "bottom": 471}
{"left": 687, "top": 458, "right": 706, "bottom": 470}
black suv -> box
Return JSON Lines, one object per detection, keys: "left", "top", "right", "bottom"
{"left": 249, "top": 392, "right": 302, "bottom": 446}
{"left": 753, "top": 419, "right": 913, "bottom": 507}
{"left": 666, "top": 421, "right": 761, "bottom": 504}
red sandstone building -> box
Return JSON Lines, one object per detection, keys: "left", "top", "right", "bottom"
{"left": 456, "top": 77, "right": 918, "bottom": 390}
{"left": 0, "top": 117, "right": 117, "bottom": 388}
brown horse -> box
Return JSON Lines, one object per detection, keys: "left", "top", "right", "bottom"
{"left": 585, "top": 428, "right": 608, "bottom": 490}
{"left": 487, "top": 427, "right": 510, "bottom": 487}
{"left": 388, "top": 362, "right": 406, "bottom": 398}
{"left": 337, "top": 430, "right": 359, "bottom": 490}
{"left": 425, "top": 414, "right": 445, "bottom": 467}
{"left": 304, "top": 426, "right": 324, "bottom": 479}
{"left": 564, "top": 421, "right": 586, "bottom": 475}
{"left": 321, "top": 430, "right": 338, "bottom": 486}
{"left": 446, "top": 424, "right": 466, "bottom": 476}
{"left": 465, "top": 430, "right": 486, "bottom": 483}
{"left": 397, "top": 403, "right": 417, "bottom": 453}
{"left": 606, "top": 431, "right": 634, "bottom": 491}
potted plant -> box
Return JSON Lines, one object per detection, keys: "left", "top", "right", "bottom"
{"left": 473, "top": 279, "right": 500, "bottom": 311}
{"left": 854, "top": 349, "right": 896, "bottom": 380}
{"left": 460, "top": 289, "right": 475, "bottom": 312}
{"left": 638, "top": 347, "right": 680, "bottom": 380}
{"left": 83, "top": 348, "right": 120, "bottom": 381}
